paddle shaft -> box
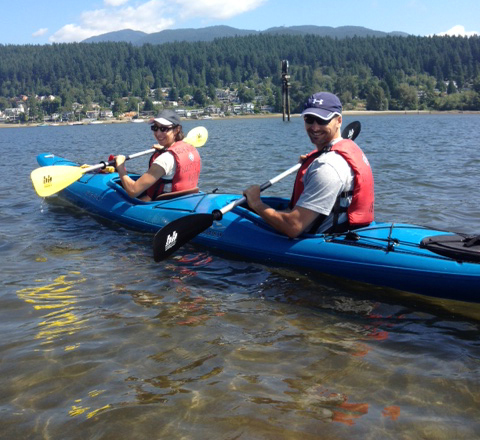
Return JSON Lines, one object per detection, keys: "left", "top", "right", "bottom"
{"left": 153, "top": 163, "right": 303, "bottom": 261}
{"left": 71, "top": 123, "right": 209, "bottom": 174}
{"left": 216, "top": 163, "right": 301, "bottom": 219}
{"left": 81, "top": 148, "right": 156, "bottom": 174}
{"left": 217, "top": 121, "right": 361, "bottom": 218}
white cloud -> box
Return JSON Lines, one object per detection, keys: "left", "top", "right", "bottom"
{"left": 49, "top": 0, "right": 174, "bottom": 42}
{"left": 176, "top": 0, "right": 267, "bottom": 20}
{"left": 437, "top": 25, "right": 479, "bottom": 37}
{"left": 104, "top": 0, "right": 130, "bottom": 6}
{"left": 50, "top": 24, "right": 95, "bottom": 43}
{"left": 32, "top": 28, "right": 48, "bottom": 38}
{"left": 48, "top": 0, "right": 266, "bottom": 43}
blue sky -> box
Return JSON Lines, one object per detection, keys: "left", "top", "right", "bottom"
{"left": 1, "top": 0, "right": 479, "bottom": 45}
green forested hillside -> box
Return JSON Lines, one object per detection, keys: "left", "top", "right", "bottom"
{"left": 1, "top": 33, "right": 479, "bottom": 119}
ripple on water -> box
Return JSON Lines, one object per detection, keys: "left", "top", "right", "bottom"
{"left": 1, "top": 115, "right": 480, "bottom": 439}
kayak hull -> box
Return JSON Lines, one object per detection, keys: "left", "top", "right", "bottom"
{"left": 36, "top": 153, "right": 480, "bottom": 302}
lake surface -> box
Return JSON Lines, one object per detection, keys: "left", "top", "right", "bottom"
{"left": 1, "top": 114, "right": 480, "bottom": 439}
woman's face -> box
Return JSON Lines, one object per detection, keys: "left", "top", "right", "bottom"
{"left": 152, "top": 124, "right": 178, "bottom": 147}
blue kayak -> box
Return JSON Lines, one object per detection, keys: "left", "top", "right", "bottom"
{"left": 36, "top": 153, "right": 480, "bottom": 303}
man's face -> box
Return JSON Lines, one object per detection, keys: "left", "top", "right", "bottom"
{"left": 304, "top": 115, "right": 342, "bottom": 149}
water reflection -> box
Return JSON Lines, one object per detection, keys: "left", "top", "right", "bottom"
{"left": 16, "top": 272, "right": 87, "bottom": 349}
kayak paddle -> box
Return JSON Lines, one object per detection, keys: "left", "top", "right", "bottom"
{"left": 342, "top": 120, "right": 361, "bottom": 140}
{"left": 152, "top": 121, "right": 361, "bottom": 262}
{"left": 31, "top": 126, "right": 208, "bottom": 197}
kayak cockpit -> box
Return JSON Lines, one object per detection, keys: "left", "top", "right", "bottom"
{"left": 108, "top": 176, "right": 202, "bottom": 205}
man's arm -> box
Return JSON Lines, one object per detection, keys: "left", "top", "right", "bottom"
{"left": 243, "top": 185, "right": 324, "bottom": 238}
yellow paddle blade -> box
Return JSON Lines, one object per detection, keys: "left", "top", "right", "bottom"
{"left": 31, "top": 165, "right": 84, "bottom": 197}
{"left": 184, "top": 126, "right": 208, "bottom": 148}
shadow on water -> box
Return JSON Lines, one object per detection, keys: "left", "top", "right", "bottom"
{"left": 177, "top": 242, "right": 480, "bottom": 323}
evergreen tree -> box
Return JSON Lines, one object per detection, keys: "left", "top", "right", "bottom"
{"left": 112, "top": 98, "right": 126, "bottom": 116}
{"left": 168, "top": 87, "right": 178, "bottom": 101}
{"left": 193, "top": 88, "right": 206, "bottom": 106}
{"left": 366, "top": 86, "right": 387, "bottom": 111}
{"left": 447, "top": 80, "right": 457, "bottom": 94}
{"left": 143, "top": 97, "right": 155, "bottom": 111}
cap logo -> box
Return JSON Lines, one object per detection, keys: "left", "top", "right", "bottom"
{"left": 312, "top": 98, "right": 324, "bottom": 106}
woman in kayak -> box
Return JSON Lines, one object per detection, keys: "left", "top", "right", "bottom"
{"left": 243, "top": 92, "right": 374, "bottom": 238}
{"left": 115, "top": 109, "right": 201, "bottom": 201}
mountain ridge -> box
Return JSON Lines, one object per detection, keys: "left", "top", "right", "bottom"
{"left": 82, "top": 25, "right": 409, "bottom": 45}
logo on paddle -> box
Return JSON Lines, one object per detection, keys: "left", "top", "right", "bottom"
{"left": 165, "top": 230, "right": 178, "bottom": 251}
{"left": 43, "top": 175, "right": 53, "bottom": 187}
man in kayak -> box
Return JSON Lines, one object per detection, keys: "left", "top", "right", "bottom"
{"left": 243, "top": 92, "right": 374, "bottom": 238}
{"left": 115, "top": 109, "right": 201, "bottom": 201}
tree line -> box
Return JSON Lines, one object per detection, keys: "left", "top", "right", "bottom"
{"left": 1, "top": 33, "right": 480, "bottom": 119}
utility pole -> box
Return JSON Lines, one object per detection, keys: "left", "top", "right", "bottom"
{"left": 281, "top": 60, "right": 291, "bottom": 121}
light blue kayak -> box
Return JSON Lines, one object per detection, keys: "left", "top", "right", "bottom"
{"left": 36, "top": 152, "right": 480, "bottom": 303}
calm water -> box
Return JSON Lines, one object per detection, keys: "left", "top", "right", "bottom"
{"left": 1, "top": 115, "right": 480, "bottom": 439}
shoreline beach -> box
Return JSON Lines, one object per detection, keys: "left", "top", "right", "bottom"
{"left": 0, "top": 110, "right": 477, "bottom": 128}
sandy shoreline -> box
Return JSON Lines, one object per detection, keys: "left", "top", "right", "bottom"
{"left": 1, "top": 110, "right": 477, "bottom": 128}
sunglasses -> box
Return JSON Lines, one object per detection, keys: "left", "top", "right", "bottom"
{"left": 303, "top": 115, "right": 333, "bottom": 126}
{"left": 151, "top": 125, "right": 174, "bottom": 132}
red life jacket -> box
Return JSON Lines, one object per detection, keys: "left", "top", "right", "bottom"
{"left": 146, "top": 141, "right": 201, "bottom": 200}
{"left": 289, "top": 138, "right": 374, "bottom": 228}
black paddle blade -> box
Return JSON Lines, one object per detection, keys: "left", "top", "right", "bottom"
{"left": 153, "top": 213, "right": 214, "bottom": 262}
{"left": 342, "top": 121, "right": 361, "bottom": 141}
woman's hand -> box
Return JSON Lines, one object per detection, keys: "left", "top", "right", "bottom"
{"left": 115, "top": 154, "right": 126, "bottom": 172}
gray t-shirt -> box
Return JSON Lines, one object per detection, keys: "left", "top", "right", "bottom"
{"left": 296, "top": 145, "right": 354, "bottom": 233}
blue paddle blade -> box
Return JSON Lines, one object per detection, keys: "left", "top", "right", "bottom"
{"left": 153, "top": 213, "right": 214, "bottom": 261}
